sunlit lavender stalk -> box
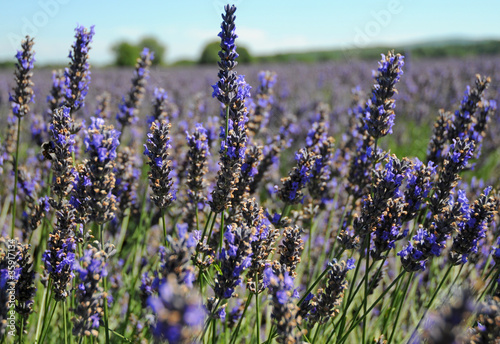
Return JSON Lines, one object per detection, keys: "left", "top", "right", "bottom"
{"left": 144, "top": 120, "right": 176, "bottom": 210}
{"left": 9, "top": 35, "right": 35, "bottom": 238}
{"left": 64, "top": 25, "right": 95, "bottom": 113}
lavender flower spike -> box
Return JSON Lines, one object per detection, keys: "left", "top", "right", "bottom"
{"left": 64, "top": 25, "right": 95, "bottom": 113}
{"left": 364, "top": 51, "right": 404, "bottom": 139}
{"left": 45, "top": 107, "right": 77, "bottom": 204}
{"left": 117, "top": 48, "right": 154, "bottom": 129}
{"left": 9, "top": 36, "right": 35, "bottom": 119}
{"left": 82, "top": 117, "right": 120, "bottom": 224}
{"left": 449, "top": 187, "right": 497, "bottom": 264}
{"left": 42, "top": 203, "right": 77, "bottom": 301}
{"left": 144, "top": 120, "right": 176, "bottom": 209}
{"left": 72, "top": 245, "right": 107, "bottom": 337}
{"left": 210, "top": 4, "right": 250, "bottom": 214}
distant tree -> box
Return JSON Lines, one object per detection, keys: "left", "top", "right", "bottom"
{"left": 112, "top": 37, "right": 167, "bottom": 67}
{"left": 112, "top": 42, "right": 142, "bottom": 67}
{"left": 198, "top": 41, "right": 253, "bottom": 65}
{"left": 139, "top": 37, "right": 166, "bottom": 65}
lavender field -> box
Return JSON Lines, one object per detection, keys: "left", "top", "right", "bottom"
{"left": 1, "top": 4, "right": 500, "bottom": 344}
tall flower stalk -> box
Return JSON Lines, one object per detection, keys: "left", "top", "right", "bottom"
{"left": 9, "top": 36, "right": 35, "bottom": 238}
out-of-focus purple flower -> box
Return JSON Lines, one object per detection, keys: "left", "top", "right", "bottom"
{"left": 116, "top": 48, "right": 154, "bottom": 128}
{"left": 148, "top": 275, "right": 204, "bottom": 344}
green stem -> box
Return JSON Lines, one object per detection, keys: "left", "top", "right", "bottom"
{"left": 219, "top": 211, "right": 225, "bottom": 253}
{"left": 337, "top": 271, "right": 405, "bottom": 344}
{"left": 229, "top": 295, "right": 252, "bottom": 344}
{"left": 387, "top": 272, "right": 414, "bottom": 344}
{"left": 255, "top": 273, "right": 260, "bottom": 343}
{"left": 162, "top": 209, "right": 168, "bottom": 247}
{"left": 19, "top": 316, "right": 24, "bottom": 344}
{"left": 39, "top": 299, "right": 57, "bottom": 344}
{"left": 312, "top": 322, "right": 322, "bottom": 344}
{"left": 63, "top": 300, "right": 68, "bottom": 344}
{"left": 35, "top": 279, "right": 51, "bottom": 343}
{"left": 406, "top": 265, "right": 452, "bottom": 343}
{"left": 264, "top": 324, "right": 275, "bottom": 344}
{"left": 100, "top": 224, "right": 110, "bottom": 344}
{"left": 298, "top": 267, "right": 329, "bottom": 306}
{"left": 11, "top": 116, "right": 21, "bottom": 239}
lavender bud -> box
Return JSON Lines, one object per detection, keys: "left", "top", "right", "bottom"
{"left": 45, "top": 107, "right": 76, "bottom": 203}
{"left": 64, "top": 25, "right": 95, "bottom": 112}
{"left": 72, "top": 244, "right": 108, "bottom": 337}
{"left": 144, "top": 120, "right": 176, "bottom": 210}
{"left": 277, "top": 148, "right": 317, "bottom": 205}
{"left": 364, "top": 51, "right": 404, "bottom": 139}
{"left": 247, "top": 70, "right": 277, "bottom": 137}
{"left": 83, "top": 117, "right": 120, "bottom": 224}
{"left": 9, "top": 36, "right": 35, "bottom": 119}
{"left": 116, "top": 48, "right": 154, "bottom": 128}
{"left": 279, "top": 226, "right": 304, "bottom": 277}
{"left": 214, "top": 223, "right": 255, "bottom": 299}
{"left": 42, "top": 203, "right": 77, "bottom": 301}
{"left": 449, "top": 187, "right": 497, "bottom": 264}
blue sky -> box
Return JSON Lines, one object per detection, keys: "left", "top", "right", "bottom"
{"left": 1, "top": 0, "right": 499, "bottom": 65}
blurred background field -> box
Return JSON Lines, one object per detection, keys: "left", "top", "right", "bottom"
{"left": 1, "top": 53, "right": 499, "bottom": 181}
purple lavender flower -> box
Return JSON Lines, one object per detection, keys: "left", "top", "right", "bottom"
{"left": 112, "top": 147, "right": 139, "bottom": 221}
{"left": 364, "top": 51, "right": 404, "bottom": 139}
{"left": 429, "top": 138, "right": 474, "bottom": 216}
{"left": 402, "top": 158, "right": 436, "bottom": 222}
{"left": 144, "top": 120, "right": 176, "bottom": 209}
{"left": 210, "top": 5, "right": 250, "bottom": 214}
{"left": 449, "top": 187, "right": 497, "bottom": 264}
{"left": 447, "top": 75, "right": 490, "bottom": 142}
{"left": 64, "top": 25, "right": 95, "bottom": 112}
{"left": 247, "top": 70, "right": 277, "bottom": 137}
{"left": 46, "top": 70, "right": 66, "bottom": 117}
{"left": 72, "top": 245, "right": 107, "bottom": 337}
{"left": 82, "top": 117, "right": 120, "bottom": 224}
{"left": 277, "top": 148, "right": 317, "bottom": 204}
{"left": 300, "top": 259, "right": 355, "bottom": 324}
{"left": 9, "top": 36, "right": 35, "bottom": 119}
{"left": 148, "top": 275, "right": 204, "bottom": 344}
{"left": 214, "top": 223, "right": 255, "bottom": 299}
{"left": 184, "top": 123, "right": 210, "bottom": 230}
{"left": 399, "top": 191, "right": 470, "bottom": 272}
{"left": 42, "top": 203, "right": 77, "bottom": 301}
{"left": 248, "top": 118, "right": 294, "bottom": 195}
{"left": 45, "top": 107, "right": 77, "bottom": 204}
{"left": 426, "top": 109, "right": 451, "bottom": 165}
{"left": 147, "top": 87, "right": 169, "bottom": 125}
{"left": 116, "top": 48, "right": 154, "bottom": 129}
{"left": 264, "top": 263, "right": 303, "bottom": 343}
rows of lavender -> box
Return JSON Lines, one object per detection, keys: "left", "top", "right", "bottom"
{"left": 1, "top": 4, "right": 500, "bottom": 344}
